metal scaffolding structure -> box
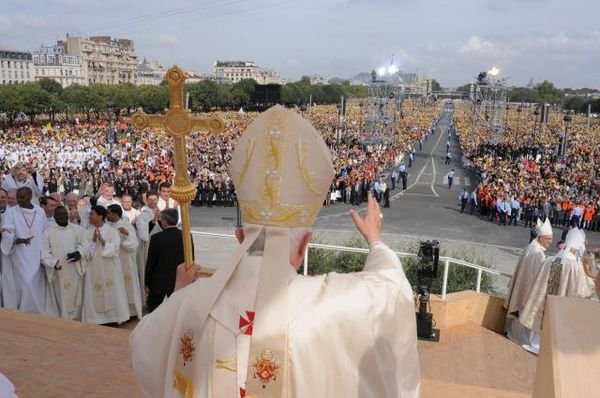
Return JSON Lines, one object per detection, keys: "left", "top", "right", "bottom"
{"left": 470, "top": 71, "right": 508, "bottom": 144}
{"left": 361, "top": 78, "right": 404, "bottom": 144}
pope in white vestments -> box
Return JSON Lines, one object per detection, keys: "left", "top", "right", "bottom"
{"left": 81, "top": 205, "right": 130, "bottom": 324}
{"left": 41, "top": 206, "right": 87, "bottom": 320}
{"left": 520, "top": 228, "right": 596, "bottom": 354}
{"left": 1, "top": 187, "right": 47, "bottom": 313}
{"left": 107, "top": 204, "right": 143, "bottom": 320}
{"left": 504, "top": 218, "right": 553, "bottom": 350}
{"left": 130, "top": 105, "right": 421, "bottom": 398}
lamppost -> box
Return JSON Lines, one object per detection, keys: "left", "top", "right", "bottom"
{"left": 533, "top": 106, "right": 540, "bottom": 147}
{"left": 562, "top": 111, "right": 573, "bottom": 158}
{"left": 517, "top": 104, "right": 522, "bottom": 142}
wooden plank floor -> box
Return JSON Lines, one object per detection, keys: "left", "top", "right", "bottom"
{"left": 0, "top": 309, "right": 138, "bottom": 398}
{"left": 0, "top": 309, "right": 536, "bottom": 397}
{"left": 419, "top": 323, "right": 536, "bottom": 397}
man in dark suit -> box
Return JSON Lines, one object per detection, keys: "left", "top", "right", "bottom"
{"left": 144, "top": 208, "right": 193, "bottom": 312}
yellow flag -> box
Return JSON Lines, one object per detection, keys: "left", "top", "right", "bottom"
{"left": 45, "top": 122, "right": 53, "bottom": 131}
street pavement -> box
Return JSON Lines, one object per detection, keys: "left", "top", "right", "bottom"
{"left": 187, "top": 107, "right": 600, "bottom": 285}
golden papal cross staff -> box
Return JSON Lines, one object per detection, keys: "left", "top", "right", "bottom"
{"left": 131, "top": 65, "right": 226, "bottom": 270}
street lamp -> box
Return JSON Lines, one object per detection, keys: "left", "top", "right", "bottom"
{"left": 563, "top": 111, "right": 573, "bottom": 158}
{"left": 517, "top": 104, "right": 522, "bottom": 141}
{"left": 533, "top": 106, "right": 540, "bottom": 147}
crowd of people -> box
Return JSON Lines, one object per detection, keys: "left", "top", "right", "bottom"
{"left": 454, "top": 101, "right": 600, "bottom": 232}
{"left": 0, "top": 100, "right": 438, "bottom": 210}
{"left": 0, "top": 100, "right": 440, "bottom": 323}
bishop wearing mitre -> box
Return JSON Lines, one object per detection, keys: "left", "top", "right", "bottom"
{"left": 130, "top": 105, "right": 420, "bottom": 398}
{"left": 504, "top": 218, "right": 553, "bottom": 349}
{"left": 520, "top": 227, "right": 597, "bottom": 354}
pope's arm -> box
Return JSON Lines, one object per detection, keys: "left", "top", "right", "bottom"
{"left": 363, "top": 241, "right": 414, "bottom": 301}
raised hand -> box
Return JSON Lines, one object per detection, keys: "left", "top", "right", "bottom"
{"left": 349, "top": 192, "right": 383, "bottom": 246}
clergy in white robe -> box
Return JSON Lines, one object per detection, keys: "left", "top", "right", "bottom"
{"left": 81, "top": 205, "right": 130, "bottom": 324}
{"left": 504, "top": 218, "right": 553, "bottom": 348}
{"left": 1, "top": 163, "right": 44, "bottom": 204}
{"left": 520, "top": 228, "right": 596, "bottom": 354}
{"left": 0, "top": 187, "right": 47, "bottom": 313}
{"left": 157, "top": 183, "right": 181, "bottom": 226}
{"left": 41, "top": 206, "right": 86, "bottom": 320}
{"left": 135, "top": 192, "right": 162, "bottom": 295}
{"left": 130, "top": 105, "right": 420, "bottom": 398}
{"left": 107, "top": 204, "right": 143, "bottom": 320}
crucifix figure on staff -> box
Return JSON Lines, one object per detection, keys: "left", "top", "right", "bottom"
{"left": 131, "top": 65, "right": 226, "bottom": 269}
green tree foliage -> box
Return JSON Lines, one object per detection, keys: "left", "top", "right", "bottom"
{"left": 430, "top": 79, "right": 442, "bottom": 92}
{"left": 0, "top": 77, "right": 368, "bottom": 122}
{"left": 307, "top": 235, "right": 496, "bottom": 295}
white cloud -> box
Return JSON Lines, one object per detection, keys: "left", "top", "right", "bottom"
{"left": 153, "top": 34, "right": 180, "bottom": 46}
{"left": 459, "top": 35, "right": 497, "bottom": 54}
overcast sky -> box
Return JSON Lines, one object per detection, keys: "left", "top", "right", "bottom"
{"left": 1, "top": 0, "right": 599, "bottom": 88}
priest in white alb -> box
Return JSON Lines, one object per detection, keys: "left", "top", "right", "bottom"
{"left": 41, "top": 206, "right": 87, "bottom": 320}
{"left": 81, "top": 205, "right": 130, "bottom": 324}
{"left": 106, "top": 204, "right": 143, "bottom": 320}
{"left": 504, "top": 218, "right": 553, "bottom": 349}
{"left": 1, "top": 187, "right": 47, "bottom": 313}
{"left": 520, "top": 227, "right": 596, "bottom": 354}
{"left": 136, "top": 190, "right": 162, "bottom": 294}
{"left": 130, "top": 105, "right": 420, "bottom": 398}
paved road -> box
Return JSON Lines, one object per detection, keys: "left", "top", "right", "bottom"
{"left": 188, "top": 107, "right": 600, "bottom": 277}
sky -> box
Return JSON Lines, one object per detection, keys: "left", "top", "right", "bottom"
{"left": 1, "top": 0, "right": 599, "bottom": 88}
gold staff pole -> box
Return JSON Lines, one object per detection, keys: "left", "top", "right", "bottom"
{"left": 131, "top": 66, "right": 226, "bottom": 269}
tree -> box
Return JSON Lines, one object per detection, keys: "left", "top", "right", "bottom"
{"left": 455, "top": 83, "right": 472, "bottom": 93}
{"left": 430, "top": 79, "right": 442, "bottom": 92}
{"left": 136, "top": 85, "right": 169, "bottom": 114}
{"left": 0, "top": 85, "right": 24, "bottom": 125}
{"left": 38, "top": 78, "right": 63, "bottom": 96}
{"left": 187, "top": 80, "right": 228, "bottom": 111}
{"left": 16, "top": 83, "right": 52, "bottom": 122}
{"left": 533, "top": 80, "right": 562, "bottom": 104}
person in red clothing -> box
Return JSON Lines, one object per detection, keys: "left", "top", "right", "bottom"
{"left": 583, "top": 203, "right": 595, "bottom": 230}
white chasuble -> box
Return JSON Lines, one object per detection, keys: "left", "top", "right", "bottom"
{"left": 41, "top": 223, "right": 87, "bottom": 320}
{"left": 0, "top": 205, "right": 47, "bottom": 313}
{"left": 504, "top": 239, "right": 546, "bottom": 347}
{"left": 520, "top": 251, "right": 596, "bottom": 335}
{"left": 130, "top": 241, "right": 420, "bottom": 398}
{"left": 82, "top": 224, "right": 130, "bottom": 324}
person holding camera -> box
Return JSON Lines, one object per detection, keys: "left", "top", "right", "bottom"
{"left": 41, "top": 206, "right": 86, "bottom": 320}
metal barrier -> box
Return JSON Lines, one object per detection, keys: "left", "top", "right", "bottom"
{"left": 191, "top": 230, "right": 512, "bottom": 299}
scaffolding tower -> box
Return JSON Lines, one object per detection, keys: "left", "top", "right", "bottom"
{"left": 361, "top": 75, "right": 404, "bottom": 144}
{"left": 471, "top": 72, "right": 508, "bottom": 144}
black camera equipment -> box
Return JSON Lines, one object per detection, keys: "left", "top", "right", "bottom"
{"left": 416, "top": 240, "right": 440, "bottom": 342}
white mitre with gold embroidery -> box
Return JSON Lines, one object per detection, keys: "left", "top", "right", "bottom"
{"left": 231, "top": 104, "right": 334, "bottom": 227}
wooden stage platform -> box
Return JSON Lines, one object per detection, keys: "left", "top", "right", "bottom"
{"left": 0, "top": 308, "right": 536, "bottom": 397}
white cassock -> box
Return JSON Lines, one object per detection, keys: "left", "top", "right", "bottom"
{"left": 1, "top": 173, "right": 44, "bottom": 204}
{"left": 0, "top": 205, "right": 47, "bottom": 313}
{"left": 520, "top": 251, "right": 596, "bottom": 352}
{"left": 41, "top": 223, "right": 87, "bottom": 320}
{"left": 123, "top": 207, "right": 140, "bottom": 225}
{"left": 157, "top": 197, "right": 181, "bottom": 226}
{"left": 81, "top": 224, "right": 130, "bottom": 324}
{"left": 130, "top": 241, "right": 421, "bottom": 398}
{"left": 503, "top": 238, "right": 546, "bottom": 347}
{"left": 135, "top": 206, "right": 162, "bottom": 293}
{"left": 108, "top": 218, "right": 143, "bottom": 320}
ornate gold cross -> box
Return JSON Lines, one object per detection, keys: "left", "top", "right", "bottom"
{"left": 131, "top": 65, "right": 226, "bottom": 269}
